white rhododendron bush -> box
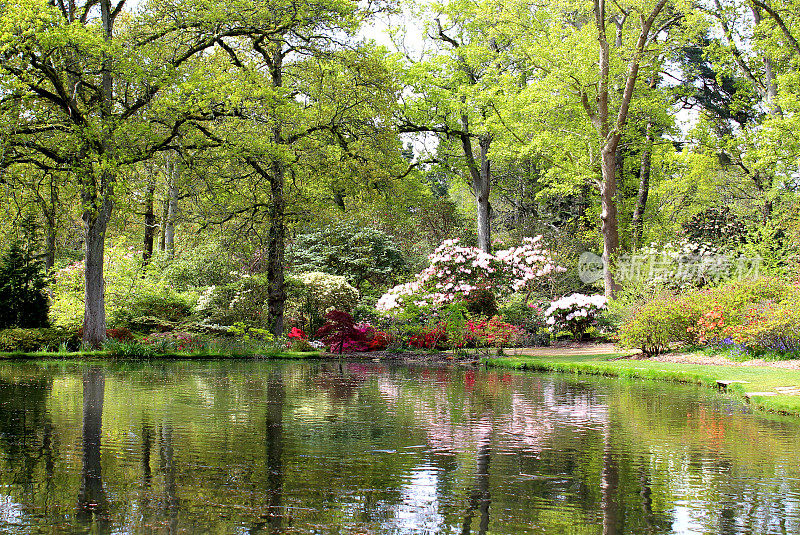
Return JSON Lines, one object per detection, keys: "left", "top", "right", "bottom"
{"left": 376, "top": 237, "right": 564, "bottom": 313}
{"left": 545, "top": 293, "right": 607, "bottom": 339}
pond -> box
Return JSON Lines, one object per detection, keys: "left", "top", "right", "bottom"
{"left": 0, "top": 360, "right": 799, "bottom": 534}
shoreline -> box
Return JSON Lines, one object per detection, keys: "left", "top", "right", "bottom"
{"left": 483, "top": 351, "right": 800, "bottom": 417}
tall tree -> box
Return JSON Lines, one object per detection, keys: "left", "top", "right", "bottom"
{"left": 0, "top": 0, "right": 333, "bottom": 345}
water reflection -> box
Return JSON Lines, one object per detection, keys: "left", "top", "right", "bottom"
{"left": 77, "top": 366, "right": 108, "bottom": 531}
{"left": 0, "top": 361, "right": 799, "bottom": 534}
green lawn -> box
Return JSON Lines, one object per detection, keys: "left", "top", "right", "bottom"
{"left": 484, "top": 352, "right": 800, "bottom": 416}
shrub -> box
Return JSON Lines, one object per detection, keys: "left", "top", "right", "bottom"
{"left": 76, "top": 327, "right": 135, "bottom": 342}
{"left": 112, "top": 288, "right": 195, "bottom": 328}
{"left": 289, "top": 338, "right": 316, "bottom": 352}
{"left": 316, "top": 310, "right": 363, "bottom": 353}
{"left": 160, "top": 241, "right": 240, "bottom": 290}
{"left": 0, "top": 327, "right": 80, "bottom": 352}
{"left": 724, "top": 301, "right": 800, "bottom": 353}
{"left": 618, "top": 294, "right": 699, "bottom": 355}
{"left": 286, "top": 272, "right": 360, "bottom": 334}
{"left": 616, "top": 277, "right": 800, "bottom": 355}
{"left": 497, "top": 299, "right": 548, "bottom": 335}
{"left": 376, "top": 237, "right": 564, "bottom": 314}
{"left": 142, "top": 331, "right": 204, "bottom": 352}
{"left": 482, "top": 316, "right": 525, "bottom": 348}
{"left": 408, "top": 323, "right": 447, "bottom": 350}
{"left": 194, "top": 273, "right": 270, "bottom": 327}
{"left": 288, "top": 224, "right": 408, "bottom": 292}
{"left": 545, "top": 294, "right": 607, "bottom": 340}
{"left": 0, "top": 226, "right": 50, "bottom": 329}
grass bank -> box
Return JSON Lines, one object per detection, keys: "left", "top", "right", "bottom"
{"left": 0, "top": 350, "right": 321, "bottom": 360}
{"left": 483, "top": 352, "right": 800, "bottom": 417}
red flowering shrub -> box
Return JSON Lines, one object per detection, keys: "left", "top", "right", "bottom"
{"left": 288, "top": 327, "right": 307, "bottom": 340}
{"left": 409, "top": 324, "right": 447, "bottom": 350}
{"left": 78, "top": 327, "right": 135, "bottom": 342}
{"left": 142, "top": 331, "right": 203, "bottom": 352}
{"left": 482, "top": 316, "right": 525, "bottom": 347}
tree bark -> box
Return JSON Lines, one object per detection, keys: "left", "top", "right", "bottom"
{"left": 82, "top": 0, "right": 117, "bottom": 348}
{"left": 589, "top": 0, "right": 667, "bottom": 299}
{"left": 459, "top": 127, "right": 493, "bottom": 253}
{"left": 82, "top": 189, "right": 113, "bottom": 348}
{"left": 164, "top": 160, "right": 179, "bottom": 260}
{"left": 631, "top": 121, "right": 653, "bottom": 249}
{"left": 143, "top": 179, "right": 156, "bottom": 265}
{"left": 267, "top": 43, "right": 287, "bottom": 337}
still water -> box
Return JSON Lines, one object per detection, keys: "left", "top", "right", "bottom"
{"left": 0, "top": 359, "right": 799, "bottom": 534}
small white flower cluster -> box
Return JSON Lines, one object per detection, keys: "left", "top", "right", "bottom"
{"left": 194, "top": 285, "right": 217, "bottom": 312}
{"left": 545, "top": 293, "right": 607, "bottom": 333}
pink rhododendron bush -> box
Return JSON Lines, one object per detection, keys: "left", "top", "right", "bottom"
{"left": 376, "top": 237, "right": 565, "bottom": 314}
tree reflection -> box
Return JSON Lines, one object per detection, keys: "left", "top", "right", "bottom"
{"left": 159, "top": 422, "right": 179, "bottom": 533}
{"left": 249, "top": 373, "right": 285, "bottom": 534}
{"left": 76, "top": 366, "right": 110, "bottom": 533}
{"left": 0, "top": 372, "right": 54, "bottom": 502}
{"left": 461, "top": 414, "right": 493, "bottom": 535}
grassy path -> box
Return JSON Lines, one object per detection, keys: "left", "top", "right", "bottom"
{"left": 484, "top": 351, "right": 800, "bottom": 416}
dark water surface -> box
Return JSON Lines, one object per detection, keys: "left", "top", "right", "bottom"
{"left": 0, "top": 360, "right": 799, "bottom": 534}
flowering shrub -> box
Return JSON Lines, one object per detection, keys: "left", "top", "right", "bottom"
{"left": 482, "top": 316, "right": 525, "bottom": 347}
{"left": 687, "top": 306, "right": 726, "bottom": 344}
{"left": 618, "top": 294, "right": 700, "bottom": 355}
{"left": 377, "top": 237, "right": 563, "bottom": 314}
{"left": 288, "top": 327, "right": 307, "bottom": 340}
{"left": 723, "top": 302, "right": 800, "bottom": 353}
{"left": 408, "top": 324, "right": 448, "bottom": 350}
{"left": 142, "top": 331, "right": 203, "bottom": 352}
{"left": 618, "top": 277, "right": 800, "bottom": 356}
{"left": 77, "top": 326, "right": 135, "bottom": 342}
{"left": 545, "top": 294, "right": 607, "bottom": 340}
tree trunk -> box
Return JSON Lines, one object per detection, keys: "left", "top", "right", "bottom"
{"left": 77, "top": 366, "right": 108, "bottom": 526}
{"left": 82, "top": 191, "right": 113, "bottom": 348}
{"left": 159, "top": 194, "right": 168, "bottom": 252}
{"left": 81, "top": 0, "right": 116, "bottom": 348}
{"left": 165, "top": 163, "right": 178, "bottom": 260}
{"left": 143, "top": 179, "right": 156, "bottom": 265}
{"left": 631, "top": 121, "right": 653, "bottom": 249}
{"left": 267, "top": 166, "right": 287, "bottom": 337}
{"left": 459, "top": 125, "right": 493, "bottom": 253}
{"left": 267, "top": 44, "right": 287, "bottom": 338}
{"left": 475, "top": 135, "right": 492, "bottom": 253}
{"left": 600, "top": 147, "right": 622, "bottom": 299}
{"left": 43, "top": 176, "right": 58, "bottom": 273}
{"left": 589, "top": 0, "right": 667, "bottom": 299}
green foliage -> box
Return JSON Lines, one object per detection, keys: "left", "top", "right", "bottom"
{"left": 195, "top": 274, "right": 271, "bottom": 327}
{"left": 289, "top": 224, "right": 407, "bottom": 292}
{"left": 160, "top": 242, "right": 239, "bottom": 290}
{"left": 0, "top": 217, "right": 49, "bottom": 329}
{"left": 682, "top": 207, "right": 746, "bottom": 247}
{"left": 617, "top": 277, "right": 800, "bottom": 355}
{"left": 103, "top": 339, "right": 157, "bottom": 358}
{"left": 0, "top": 327, "right": 79, "bottom": 352}
{"left": 112, "top": 287, "right": 195, "bottom": 329}
{"left": 286, "top": 272, "right": 360, "bottom": 334}
{"left": 618, "top": 294, "right": 699, "bottom": 355}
